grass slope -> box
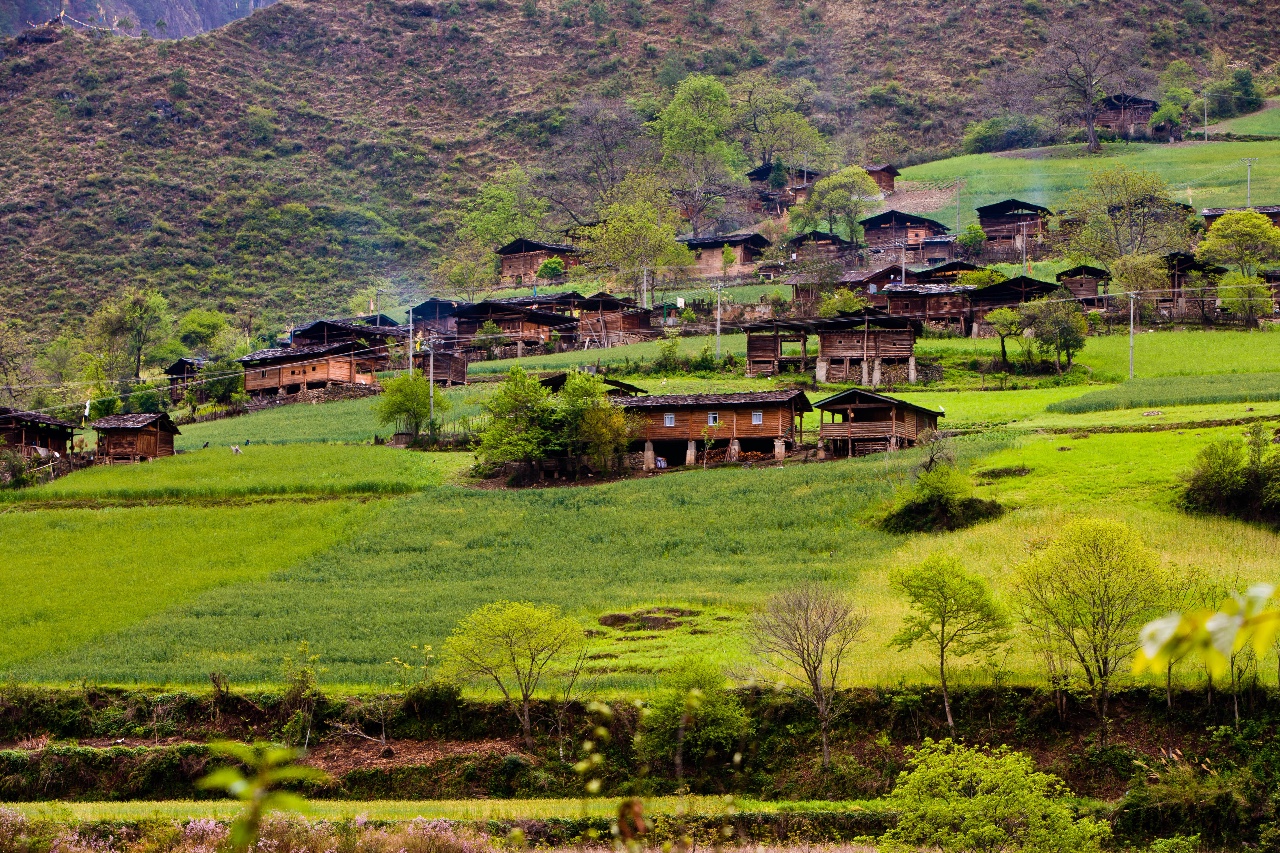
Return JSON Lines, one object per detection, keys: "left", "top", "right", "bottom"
{"left": 902, "top": 141, "right": 1280, "bottom": 225}
{"left": 1046, "top": 373, "right": 1280, "bottom": 414}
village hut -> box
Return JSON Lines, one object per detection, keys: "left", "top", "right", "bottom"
{"left": 410, "top": 349, "right": 469, "bottom": 385}
{"left": 495, "top": 238, "right": 580, "bottom": 286}
{"left": 1094, "top": 94, "right": 1160, "bottom": 138}
{"left": 623, "top": 389, "right": 812, "bottom": 469}
{"left": 91, "top": 412, "right": 180, "bottom": 464}
{"left": 410, "top": 298, "right": 471, "bottom": 339}
{"left": 1056, "top": 265, "right": 1111, "bottom": 307}
{"left": 862, "top": 164, "right": 900, "bottom": 196}
{"left": 813, "top": 313, "right": 919, "bottom": 385}
{"left": 239, "top": 341, "right": 380, "bottom": 398}
{"left": 677, "top": 233, "right": 772, "bottom": 279}
{"left": 966, "top": 276, "right": 1059, "bottom": 332}
{"left": 746, "top": 164, "right": 823, "bottom": 216}
{"left": 858, "top": 211, "right": 952, "bottom": 263}
{"left": 975, "top": 199, "right": 1052, "bottom": 250}
{"left": 0, "top": 408, "right": 76, "bottom": 459}
{"left": 786, "top": 231, "right": 858, "bottom": 264}
{"left": 1202, "top": 205, "right": 1280, "bottom": 229}
{"left": 741, "top": 319, "right": 814, "bottom": 378}
{"left": 163, "top": 357, "right": 207, "bottom": 404}
{"left": 453, "top": 301, "right": 577, "bottom": 356}
{"left": 814, "top": 388, "right": 942, "bottom": 457}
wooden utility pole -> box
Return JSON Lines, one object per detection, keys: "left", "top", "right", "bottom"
{"left": 1129, "top": 292, "right": 1136, "bottom": 380}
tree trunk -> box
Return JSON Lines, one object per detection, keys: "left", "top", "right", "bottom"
{"left": 999, "top": 337, "right": 1008, "bottom": 367}
{"left": 940, "top": 648, "right": 955, "bottom": 738}
{"left": 1085, "top": 116, "right": 1101, "bottom": 153}
{"left": 1166, "top": 661, "right": 1174, "bottom": 711}
{"left": 820, "top": 719, "right": 831, "bottom": 769}
{"left": 520, "top": 700, "right": 534, "bottom": 749}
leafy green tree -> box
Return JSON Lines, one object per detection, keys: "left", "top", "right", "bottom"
{"left": 884, "top": 739, "right": 1110, "bottom": 853}
{"left": 375, "top": 373, "right": 450, "bottom": 444}
{"left": 535, "top": 256, "right": 566, "bottom": 280}
{"left": 178, "top": 309, "right": 229, "bottom": 352}
{"left": 120, "top": 288, "right": 170, "bottom": 380}
{"left": 984, "top": 307, "right": 1023, "bottom": 368}
{"left": 1015, "top": 518, "right": 1169, "bottom": 726}
{"left": 579, "top": 172, "right": 693, "bottom": 302}
{"left": 648, "top": 74, "right": 745, "bottom": 236}
{"left": 750, "top": 583, "right": 867, "bottom": 768}
{"left": 436, "top": 241, "right": 498, "bottom": 302}
{"left": 452, "top": 166, "right": 549, "bottom": 248}
{"left": 1064, "top": 166, "right": 1192, "bottom": 262}
{"left": 956, "top": 269, "right": 1007, "bottom": 290}
{"left": 1220, "top": 271, "right": 1273, "bottom": 330}
{"left": 476, "top": 366, "right": 557, "bottom": 476}
{"left": 35, "top": 334, "right": 82, "bottom": 387}
{"left": 198, "top": 357, "right": 245, "bottom": 406}
{"left": 1020, "top": 295, "right": 1087, "bottom": 372}
{"left": 637, "top": 659, "right": 751, "bottom": 780}
{"left": 891, "top": 555, "right": 1011, "bottom": 736}
{"left": 733, "top": 77, "right": 828, "bottom": 170}
{"left": 957, "top": 223, "right": 987, "bottom": 260}
{"left": 791, "top": 167, "right": 882, "bottom": 240}
{"left": 198, "top": 741, "right": 329, "bottom": 853}
{"left": 817, "top": 288, "right": 870, "bottom": 318}
{"left": 443, "top": 600, "right": 584, "bottom": 748}
{"left": 556, "top": 370, "right": 638, "bottom": 474}
{"left": 1197, "top": 209, "right": 1280, "bottom": 280}
{"left": 473, "top": 320, "right": 508, "bottom": 358}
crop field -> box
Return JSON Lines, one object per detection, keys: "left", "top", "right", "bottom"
{"left": 1045, "top": 372, "right": 1280, "bottom": 413}
{"left": 901, "top": 140, "right": 1280, "bottom": 225}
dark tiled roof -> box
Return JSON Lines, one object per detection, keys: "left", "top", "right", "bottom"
{"left": 678, "top": 232, "right": 772, "bottom": 249}
{"left": 239, "top": 341, "right": 358, "bottom": 364}
{"left": 0, "top": 407, "right": 77, "bottom": 429}
{"left": 862, "top": 163, "right": 900, "bottom": 176}
{"left": 1057, "top": 265, "right": 1111, "bottom": 280}
{"left": 859, "top": 210, "right": 951, "bottom": 232}
{"left": 1202, "top": 205, "right": 1280, "bottom": 216}
{"left": 975, "top": 198, "right": 1052, "bottom": 217}
{"left": 293, "top": 319, "right": 408, "bottom": 338}
{"left": 814, "top": 387, "right": 944, "bottom": 417}
{"left": 496, "top": 238, "right": 578, "bottom": 255}
{"left": 622, "top": 390, "right": 811, "bottom": 412}
{"left": 91, "top": 412, "right": 180, "bottom": 433}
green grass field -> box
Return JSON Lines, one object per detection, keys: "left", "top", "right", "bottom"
{"left": 901, "top": 140, "right": 1280, "bottom": 225}
{"left": 1046, "top": 372, "right": 1280, "bottom": 413}
{"left": 1214, "top": 105, "right": 1280, "bottom": 137}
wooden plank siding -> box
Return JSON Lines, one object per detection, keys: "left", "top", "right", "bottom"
{"left": 243, "top": 354, "right": 375, "bottom": 394}
{"left": 635, "top": 404, "right": 797, "bottom": 442}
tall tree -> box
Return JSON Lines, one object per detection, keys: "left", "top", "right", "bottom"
{"left": 891, "top": 555, "right": 1011, "bottom": 737}
{"left": 0, "top": 319, "right": 29, "bottom": 403}
{"left": 475, "top": 366, "right": 558, "bottom": 477}
{"left": 734, "top": 77, "right": 828, "bottom": 170}
{"left": 750, "top": 583, "right": 867, "bottom": 768}
{"left": 790, "top": 167, "right": 882, "bottom": 240}
{"left": 1197, "top": 209, "right": 1280, "bottom": 280}
{"left": 578, "top": 172, "right": 693, "bottom": 303}
{"left": 1064, "top": 166, "right": 1192, "bottom": 262}
{"left": 540, "top": 98, "right": 656, "bottom": 224}
{"left": 1038, "top": 20, "right": 1145, "bottom": 153}
{"left": 648, "top": 74, "right": 746, "bottom": 236}
{"left": 452, "top": 166, "right": 549, "bottom": 248}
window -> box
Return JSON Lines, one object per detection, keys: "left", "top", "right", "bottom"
{"left": 707, "top": 412, "right": 719, "bottom": 426}
{"left": 663, "top": 413, "right": 676, "bottom": 427}
{"left": 751, "top": 411, "right": 763, "bottom": 425}
{"left": 260, "top": 371, "right": 267, "bottom": 378}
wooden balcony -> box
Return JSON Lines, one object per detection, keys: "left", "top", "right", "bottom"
{"left": 819, "top": 421, "right": 903, "bottom": 440}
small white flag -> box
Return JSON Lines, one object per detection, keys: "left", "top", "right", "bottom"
{"left": 84, "top": 399, "right": 91, "bottom": 417}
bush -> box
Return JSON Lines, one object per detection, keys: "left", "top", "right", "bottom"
{"left": 1180, "top": 425, "right": 1280, "bottom": 523}
{"left": 882, "top": 464, "right": 1004, "bottom": 533}
{"left": 884, "top": 739, "right": 1110, "bottom": 853}
{"left": 962, "top": 113, "right": 1056, "bottom": 154}
{"left": 636, "top": 660, "right": 751, "bottom": 775}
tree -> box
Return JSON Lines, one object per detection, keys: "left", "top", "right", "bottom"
{"left": 733, "top": 77, "right": 828, "bottom": 170}
{"left": 375, "top": 373, "right": 450, "bottom": 444}
{"left": 0, "top": 319, "right": 30, "bottom": 403}
{"left": 817, "top": 288, "right": 870, "bottom": 318}
{"left": 750, "top": 583, "right": 868, "bottom": 768}
{"left": 1037, "top": 20, "right": 1145, "bottom": 153}
{"left": 579, "top": 172, "right": 693, "bottom": 303}
{"left": 1197, "top": 209, "right": 1280, "bottom": 280}
{"left": 1020, "top": 295, "right": 1087, "bottom": 372}
{"left": 347, "top": 285, "right": 381, "bottom": 318}
{"left": 984, "top": 307, "right": 1023, "bottom": 367}
{"left": 118, "top": 288, "right": 170, "bottom": 380}
{"left": 557, "top": 371, "right": 640, "bottom": 474}
{"left": 636, "top": 659, "right": 751, "bottom": 780}
{"left": 1111, "top": 252, "right": 1170, "bottom": 296}
{"left": 648, "top": 74, "right": 746, "bottom": 236}
{"left": 198, "top": 357, "right": 245, "bottom": 406}
{"left": 790, "top": 167, "right": 882, "bottom": 240}
{"left": 539, "top": 97, "right": 655, "bottom": 225}
{"left": 957, "top": 224, "right": 988, "bottom": 260}
{"left": 475, "top": 366, "right": 557, "bottom": 477}
{"left": 1219, "top": 271, "right": 1273, "bottom": 330}
{"left": 890, "top": 555, "right": 1011, "bottom": 737}
{"left": 436, "top": 241, "right": 498, "bottom": 302}
{"left": 178, "top": 309, "right": 229, "bottom": 353}
{"left": 1014, "top": 518, "right": 1169, "bottom": 727}
{"left": 443, "top": 601, "right": 584, "bottom": 748}
{"left": 884, "top": 740, "right": 1110, "bottom": 853}
{"left": 957, "top": 269, "right": 1007, "bottom": 290}
{"left": 1064, "top": 166, "right": 1192, "bottom": 262}
{"left": 535, "top": 256, "right": 566, "bottom": 281}
{"left": 451, "top": 166, "right": 549, "bottom": 248}
{"left": 473, "top": 320, "right": 508, "bottom": 358}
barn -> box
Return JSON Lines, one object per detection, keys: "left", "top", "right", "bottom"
{"left": 239, "top": 341, "right": 380, "bottom": 398}
{"left": 91, "top": 412, "right": 180, "bottom": 464}
{"left": 677, "top": 233, "right": 771, "bottom": 279}
{"left": 863, "top": 164, "right": 900, "bottom": 196}
{"left": 0, "top": 408, "right": 76, "bottom": 459}
{"left": 814, "top": 388, "right": 942, "bottom": 457}
{"left": 1094, "top": 94, "right": 1159, "bottom": 138}
{"left": 623, "top": 390, "right": 812, "bottom": 469}
{"left": 975, "top": 199, "right": 1052, "bottom": 248}
{"left": 1056, "top": 265, "right": 1111, "bottom": 306}
{"left": 813, "top": 314, "right": 919, "bottom": 385}
{"left": 495, "top": 238, "right": 580, "bottom": 286}
{"left": 858, "top": 211, "right": 952, "bottom": 262}
{"left": 1202, "top": 205, "right": 1280, "bottom": 229}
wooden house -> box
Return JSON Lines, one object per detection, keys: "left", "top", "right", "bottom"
{"left": 623, "top": 390, "right": 812, "bottom": 469}
{"left": 858, "top": 211, "right": 952, "bottom": 262}
{"left": 967, "top": 276, "right": 1059, "bottom": 331}
{"left": 576, "top": 292, "right": 655, "bottom": 346}
{"left": 746, "top": 164, "right": 823, "bottom": 216}
{"left": 0, "top": 408, "right": 76, "bottom": 459}
{"left": 975, "top": 199, "right": 1051, "bottom": 248}
{"left": 164, "top": 357, "right": 207, "bottom": 404}
{"left": 239, "top": 341, "right": 380, "bottom": 398}
{"left": 1163, "top": 252, "right": 1229, "bottom": 317}
{"left": 495, "top": 238, "right": 580, "bottom": 286}
{"left": 410, "top": 298, "right": 471, "bottom": 341}
{"left": 814, "top": 388, "right": 942, "bottom": 457}
{"left": 863, "top": 164, "right": 900, "bottom": 196}
{"left": 454, "top": 301, "right": 576, "bottom": 355}
{"left": 410, "top": 348, "right": 468, "bottom": 385}
{"left": 741, "top": 320, "right": 813, "bottom": 378}
{"left": 290, "top": 319, "right": 408, "bottom": 349}
{"left": 813, "top": 315, "right": 919, "bottom": 385}
{"left": 91, "top": 412, "right": 179, "bottom": 464}
{"left": 1202, "top": 205, "right": 1280, "bottom": 230}
{"left": 848, "top": 262, "right": 976, "bottom": 329}
{"left": 786, "top": 231, "right": 858, "bottom": 264}
{"left": 1056, "top": 265, "right": 1111, "bottom": 306}
{"left": 1094, "top": 94, "right": 1159, "bottom": 138}
{"left": 678, "top": 233, "right": 772, "bottom": 279}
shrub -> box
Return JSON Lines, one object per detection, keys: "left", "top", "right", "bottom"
{"left": 1180, "top": 425, "right": 1280, "bottom": 523}
{"left": 962, "top": 113, "right": 1056, "bottom": 154}
{"left": 882, "top": 464, "right": 1003, "bottom": 533}
{"left": 884, "top": 739, "right": 1110, "bottom": 853}
{"left": 636, "top": 660, "right": 751, "bottom": 774}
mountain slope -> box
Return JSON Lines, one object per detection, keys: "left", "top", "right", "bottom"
{"left": 1, "top": 0, "right": 277, "bottom": 38}
{"left": 0, "top": 0, "right": 1277, "bottom": 338}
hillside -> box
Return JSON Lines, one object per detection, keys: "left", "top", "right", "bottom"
{"left": 0, "top": 0, "right": 276, "bottom": 38}
{"left": 1, "top": 0, "right": 1278, "bottom": 338}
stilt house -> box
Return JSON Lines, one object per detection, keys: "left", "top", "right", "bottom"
{"left": 91, "top": 413, "right": 180, "bottom": 463}
{"left": 814, "top": 388, "right": 942, "bottom": 457}
{"left": 0, "top": 408, "right": 76, "bottom": 459}
{"left": 239, "top": 342, "right": 380, "bottom": 398}
{"left": 624, "top": 390, "right": 812, "bottom": 469}
{"left": 975, "top": 199, "right": 1051, "bottom": 248}
{"left": 163, "top": 357, "right": 207, "bottom": 404}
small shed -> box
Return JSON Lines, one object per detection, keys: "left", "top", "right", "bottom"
{"left": 410, "top": 298, "right": 472, "bottom": 338}
{"left": 814, "top": 388, "right": 942, "bottom": 457}
{"left": 91, "top": 413, "right": 180, "bottom": 464}
{"left": 0, "top": 408, "right": 77, "bottom": 459}
{"left": 967, "top": 276, "right": 1059, "bottom": 330}
{"left": 786, "top": 231, "right": 857, "bottom": 264}
{"left": 410, "top": 349, "right": 469, "bottom": 386}
{"left": 677, "top": 233, "right": 772, "bottom": 279}
{"left": 741, "top": 320, "right": 813, "bottom": 378}
{"left": 859, "top": 211, "right": 951, "bottom": 262}
{"left": 813, "top": 314, "right": 919, "bottom": 385}
{"left": 1056, "top": 265, "right": 1111, "bottom": 306}
{"left": 164, "top": 357, "right": 208, "bottom": 404}
{"left": 975, "top": 199, "right": 1052, "bottom": 247}
{"left": 623, "top": 390, "right": 812, "bottom": 468}
{"left": 746, "top": 164, "right": 823, "bottom": 216}
{"left": 863, "top": 164, "right": 901, "bottom": 196}
{"left": 495, "top": 238, "right": 580, "bottom": 286}
{"left": 1094, "top": 94, "right": 1159, "bottom": 138}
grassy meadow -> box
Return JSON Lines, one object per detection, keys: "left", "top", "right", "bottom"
{"left": 901, "top": 139, "right": 1280, "bottom": 225}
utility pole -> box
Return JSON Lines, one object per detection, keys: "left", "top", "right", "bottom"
{"left": 428, "top": 333, "right": 435, "bottom": 425}
{"left": 954, "top": 178, "right": 963, "bottom": 232}
{"left": 715, "top": 280, "right": 722, "bottom": 359}
{"left": 1020, "top": 221, "right": 1028, "bottom": 274}
{"left": 1203, "top": 92, "right": 1208, "bottom": 143}
{"left": 1129, "top": 292, "right": 1136, "bottom": 380}
{"left": 1242, "top": 158, "right": 1258, "bottom": 207}
{"left": 407, "top": 308, "right": 413, "bottom": 378}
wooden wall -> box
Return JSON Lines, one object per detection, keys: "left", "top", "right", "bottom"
{"left": 819, "top": 329, "right": 914, "bottom": 359}
{"left": 244, "top": 355, "right": 375, "bottom": 393}
{"left": 499, "top": 250, "right": 578, "bottom": 285}
{"left": 635, "top": 404, "right": 796, "bottom": 441}
{"left": 98, "top": 426, "right": 175, "bottom": 462}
